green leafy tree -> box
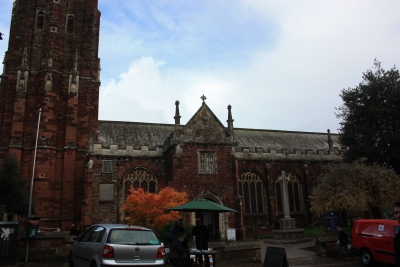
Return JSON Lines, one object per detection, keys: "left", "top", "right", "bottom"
{"left": 0, "top": 155, "right": 29, "bottom": 216}
{"left": 311, "top": 161, "right": 400, "bottom": 218}
{"left": 336, "top": 60, "right": 400, "bottom": 173}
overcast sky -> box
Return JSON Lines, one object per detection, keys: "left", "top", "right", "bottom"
{"left": 1, "top": 0, "right": 399, "bottom": 133}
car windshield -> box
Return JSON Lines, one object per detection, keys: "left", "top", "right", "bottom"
{"left": 108, "top": 229, "right": 160, "bottom": 245}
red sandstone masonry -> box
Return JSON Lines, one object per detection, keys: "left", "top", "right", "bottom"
{"left": 0, "top": 0, "right": 101, "bottom": 229}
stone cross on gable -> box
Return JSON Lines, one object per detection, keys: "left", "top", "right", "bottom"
{"left": 201, "top": 94, "right": 207, "bottom": 102}
{"left": 278, "top": 171, "right": 291, "bottom": 219}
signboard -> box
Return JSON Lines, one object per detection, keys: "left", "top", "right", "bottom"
{"left": 325, "top": 211, "right": 340, "bottom": 231}
{"left": 263, "top": 246, "right": 288, "bottom": 267}
{"left": 227, "top": 228, "right": 236, "bottom": 241}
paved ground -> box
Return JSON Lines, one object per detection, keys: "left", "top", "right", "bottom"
{"left": 2, "top": 239, "right": 394, "bottom": 267}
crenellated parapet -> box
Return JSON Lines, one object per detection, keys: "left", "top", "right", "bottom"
{"left": 90, "top": 143, "right": 165, "bottom": 157}
{"left": 233, "top": 146, "right": 343, "bottom": 161}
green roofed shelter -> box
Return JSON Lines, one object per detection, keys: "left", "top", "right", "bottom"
{"left": 166, "top": 198, "right": 237, "bottom": 213}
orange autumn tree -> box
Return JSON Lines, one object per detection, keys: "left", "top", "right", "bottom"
{"left": 122, "top": 187, "right": 187, "bottom": 231}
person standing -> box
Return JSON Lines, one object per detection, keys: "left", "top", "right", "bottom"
{"left": 69, "top": 224, "right": 77, "bottom": 236}
{"left": 394, "top": 200, "right": 400, "bottom": 267}
{"left": 335, "top": 225, "right": 354, "bottom": 260}
{"left": 192, "top": 218, "right": 210, "bottom": 267}
{"left": 169, "top": 218, "right": 189, "bottom": 249}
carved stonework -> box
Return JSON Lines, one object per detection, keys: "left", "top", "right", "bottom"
{"left": 96, "top": 58, "right": 101, "bottom": 82}
{"left": 69, "top": 50, "right": 80, "bottom": 96}
{"left": 183, "top": 103, "right": 230, "bottom": 144}
{"left": 39, "top": 136, "right": 50, "bottom": 146}
{"left": 68, "top": 74, "right": 79, "bottom": 96}
{"left": 48, "top": 42, "right": 54, "bottom": 69}
{"left": 45, "top": 73, "right": 52, "bottom": 92}
{"left": 16, "top": 70, "right": 29, "bottom": 92}
{"left": 11, "top": 137, "right": 22, "bottom": 146}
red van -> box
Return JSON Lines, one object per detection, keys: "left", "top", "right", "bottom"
{"left": 351, "top": 219, "right": 400, "bottom": 266}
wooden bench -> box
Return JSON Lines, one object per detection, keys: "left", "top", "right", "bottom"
{"left": 253, "top": 226, "right": 274, "bottom": 239}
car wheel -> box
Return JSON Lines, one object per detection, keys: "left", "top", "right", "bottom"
{"left": 360, "top": 249, "right": 373, "bottom": 266}
{"left": 69, "top": 253, "right": 74, "bottom": 267}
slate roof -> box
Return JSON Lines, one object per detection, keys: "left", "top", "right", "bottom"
{"left": 234, "top": 128, "right": 340, "bottom": 152}
{"left": 98, "top": 121, "right": 175, "bottom": 150}
{"left": 98, "top": 121, "right": 340, "bottom": 152}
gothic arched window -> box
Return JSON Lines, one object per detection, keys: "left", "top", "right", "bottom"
{"left": 124, "top": 168, "right": 158, "bottom": 198}
{"left": 239, "top": 171, "right": 264, "bottom": 214}
{"left": 275, "top": 171, "right": 302, "bottom": 213}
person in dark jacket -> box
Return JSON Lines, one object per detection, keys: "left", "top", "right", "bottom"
{"left": 335, "top": 225, "right": 354, "bottom": 260}
{"left": 69, "top": 224, "right": 79, "bottom": 236}
{"left": 394, "top": 200, "right": 400, "bottom": 267}
{"left": 192, "top": 218, "right": 210, "bottom": 267}
{"left": 169, "top": 233, "right": 194, "bottom": 267}
{"left": 169, "top": 218, "right": 189, "bottom": 249}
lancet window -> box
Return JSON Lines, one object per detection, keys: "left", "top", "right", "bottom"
{"left": 36, "top": 10, "right": 45, "bottom": 30}
{"left": 66, "top": 15, "right": 74, "bottom": 33}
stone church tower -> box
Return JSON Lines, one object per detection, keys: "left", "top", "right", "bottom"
{"left": 0, "top": 0, "right": 101, "bottom": 229}
{"left": 0, "top": 1, "right": 344, "bottom": 239}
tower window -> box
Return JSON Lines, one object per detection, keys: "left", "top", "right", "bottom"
{"left": 36, "top": 10, "right": 45, "bottom": 30}
{"left": 66, "top": 15, "right": 74, "bottom": 33}
{"left": 198, "top": 151, "right": 215, "bottom": 174}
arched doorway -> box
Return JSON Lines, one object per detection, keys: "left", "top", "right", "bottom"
{"left": 194, "top": 191, "right": 228, "bottom": 241}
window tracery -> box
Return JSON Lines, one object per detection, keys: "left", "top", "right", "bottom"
{"left": 124, "top": 168, "right": 158, "bottom": 196}
{"left": 239, "top": 171, "right": 264, "bottom": 214}
{"left": 275, "top": 171, "right": 302, "bottom": 213}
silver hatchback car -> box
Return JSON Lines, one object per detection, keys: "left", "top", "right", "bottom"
{"left": 69, "top": 224, "right": 165, "bottom": 267}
